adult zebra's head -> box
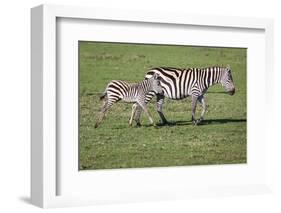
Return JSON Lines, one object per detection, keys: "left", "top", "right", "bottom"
{"left": 221, "top": 65, "right": 235, "bottom": 96}
{"left": 147, "top": 73, "right": 164, "bottom": 95}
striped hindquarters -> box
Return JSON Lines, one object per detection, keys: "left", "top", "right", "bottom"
{"left": 105, "top": 80, "right": 152, "bottom": 104}
{"left": 105, "top": 80, "right": 132, "bottom": 102}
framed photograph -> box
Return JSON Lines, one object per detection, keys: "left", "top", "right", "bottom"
{"left": 31, "top": 4, "right": 274, "bottom": 208}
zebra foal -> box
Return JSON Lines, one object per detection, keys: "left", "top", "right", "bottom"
{"left": 94, "top": 73, "right": 163, "bottom": 128}
{"left": 133, "top": 65, "right": 235, "bottom": 125}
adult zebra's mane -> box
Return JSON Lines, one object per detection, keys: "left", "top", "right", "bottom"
{"left": 151, "top": 66, "right": 226, "bottom": 72}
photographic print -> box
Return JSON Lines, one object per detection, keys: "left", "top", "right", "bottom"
{"left": 79, "top": 41, "right": 247, "bottom": 170}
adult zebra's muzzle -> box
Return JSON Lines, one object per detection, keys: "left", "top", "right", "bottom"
{"left": 228, "top": 88, "right": 235, "bottom": 96}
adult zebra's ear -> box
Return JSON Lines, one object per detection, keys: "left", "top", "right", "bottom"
{"left": 226, "top": 64, "right": 231, "bottom": 71}
{"left": 153, "top": 73, "right": 161, "bottom": 80}
{"left": 153, "top": 73, "right": 159, "bottom": 79}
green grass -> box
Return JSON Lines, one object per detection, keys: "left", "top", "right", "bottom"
{"left": 79, "top": 41, "right": 247, "bottom": 170}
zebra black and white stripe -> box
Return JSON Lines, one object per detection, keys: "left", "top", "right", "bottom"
{"left": 133, "top": 65, "right": 235, "bottom": 125}
{"left": 94, "top": 73, "right": 163, "bottom": 128}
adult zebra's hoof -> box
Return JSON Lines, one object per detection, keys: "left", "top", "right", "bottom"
{"left": 192, "top": 118, "right": 203, "bottom": 125}
{"left": 153, "top": 124, "right": 160, "bottom": 129}
{"left": 135, "top": 123, "right": 142, "bottom": 127}
{"left": 197, "top": 117, "right": 204, "bottom": 125}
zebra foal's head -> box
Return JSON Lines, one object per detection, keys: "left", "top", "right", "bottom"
{"left": 147, "top": 73, "right": 164, "bottom": 95}
{"left": 221, "top": 65, "right": 235, "bottom": 96}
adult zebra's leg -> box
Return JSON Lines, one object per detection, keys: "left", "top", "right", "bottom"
{"left": 191, "top": 95, "right": 199, "bottom": 125}
{"left": 197, "top": 95, "right": 207, "bottom": 124}
{"left": 156, "top": 94, "right": 168, "bottom": 124}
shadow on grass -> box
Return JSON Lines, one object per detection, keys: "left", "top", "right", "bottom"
{"left": 152, "top": 118, "right": 247, "bottom": 127}
{"left": 199, "top": 118, "right": 246, "bottom": 125}
{"left": 112, "top": 118, "right": 246, "bottom": 128}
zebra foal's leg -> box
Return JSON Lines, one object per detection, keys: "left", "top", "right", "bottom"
{"left": 129, "top": 103, "right": 138, "bottom": 127}
{"left": 197, "top": 95, "right": 207, "bottom": 124}
{"left": 133, "top": 95, "right": 168, "bottom": 126}
{"left": 138, "top": 102, "right": 155, "bottom": 126}
{"left": 134, "top": 94, "right": 168, "bottom": 125}
{"left": 191, "top": 95, "right": 199, "bottom": 125}
{"left": 94, "top": 99, "right": 113, "bottom": 128}
{"left": 132, "top": 103, "right": 142, "bottom": 126}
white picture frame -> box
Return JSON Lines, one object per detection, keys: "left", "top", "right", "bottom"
{"left": 31, "top": 4, "right": 274, "bottom": 208}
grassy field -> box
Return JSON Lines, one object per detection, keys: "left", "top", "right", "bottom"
{"left": 79, "top": 41, "right": 247, "bottom": 170}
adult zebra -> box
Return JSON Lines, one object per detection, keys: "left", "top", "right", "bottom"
{"left": 94, "top": 73, "right": 163, "bottom": 128}
{"left": 133, "top": 65, "right": 235, "bottom": 125}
